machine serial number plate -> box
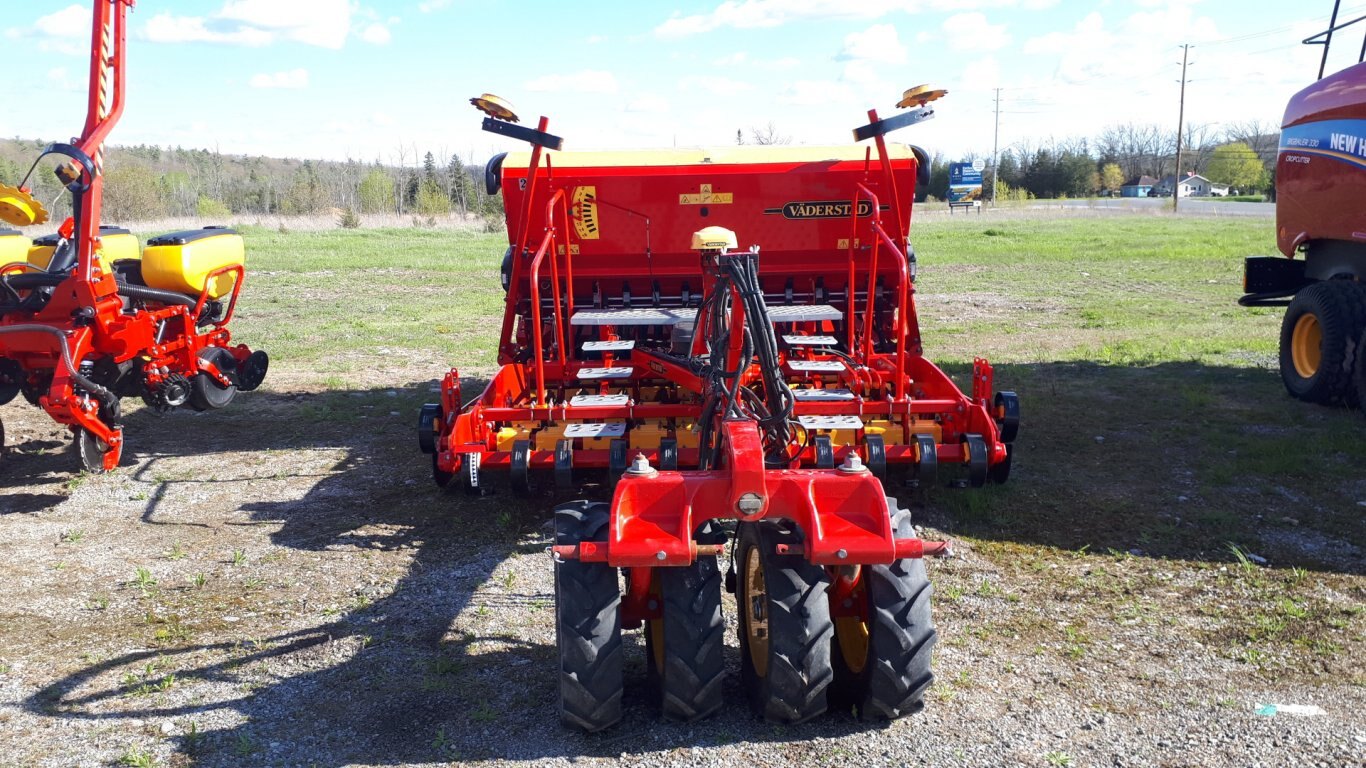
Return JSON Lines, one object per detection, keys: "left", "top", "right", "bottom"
{"left": 563, "top": 422, "right": 627, "bottom": 438}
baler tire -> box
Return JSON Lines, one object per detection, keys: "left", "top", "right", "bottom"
{"left": 736, "top": 520, "right": 833, "bottom": 724}
{"left": 831, "top": 501, "right": 937, "bottom": 720}
{"left": 1356, "top": 328, "right": 1366, "bottom": 415}
{"left": 1278, "top": 281, "right": 1366, "bottom": 405}
{"left": 993, "top": 391, "right": 1020, "bottom": 443}
{"left": 646, "top": 522, "right": 725, "bottom": 722}
{"left": 0, "top": 359, "right": 21, "bottom": 406}
{"left": 554, "top": 501, "right": 623, "bottom": 733}
{"left": 914, "top": 434, "right": 937, "bottom": 492}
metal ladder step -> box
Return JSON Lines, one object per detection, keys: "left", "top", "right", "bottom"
{"left": 792, "top": 387, "right": 856, "bottom": 402}
{"left": 577, "top": 366, "right": 634, "bottom": 380}
{"left": 786, "top": 360, "right": 845, "bottom": 373}
{"left": 569, "top": 393, "right": 630, "bottom": 406}
{"left": 783, "top": 335, "right": 838, "bottom": 346}
{"left": 797, "top": 415, "right": 865, "bottom": 430}
{"left": 563, "top": 422, "right": 628, "bottom": 438}
{"left": 582, "top": 340, "right": 636, "bottom": 352}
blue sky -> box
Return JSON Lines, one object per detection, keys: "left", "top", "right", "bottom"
{"left": 3, "top": 0, "right": 1366, "bottom": 165}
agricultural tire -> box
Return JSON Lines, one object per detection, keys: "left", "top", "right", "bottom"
{"left": 189, "top": 348, "right": 239, "bottom": 411}
{"left": 831, "top": 498, "right": 937, "bottom": 719}
{"left": 1356, "top": 327, "right": 1366, "bottom": 414}
{"left": 1278, "top": 281, "right": 1366, "bottom": 405}
{"left": 554, "top": 500, "right": 623, "bottom": 732}
{"left": 645, "top": 522, "right": 726, "bottom": 722}
{"left": 0, "top": 359, "right": 21, "bottom": 406}
{"left": 736, "top": 520, "right": 833, "bottom": 724}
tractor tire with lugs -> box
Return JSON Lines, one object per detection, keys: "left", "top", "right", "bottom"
{"left": 736, "top": 520, "right": 833, "bottom": 724}
{"left": 645, "top": 522, "right": 726, "bottom": 722}
{"left": 831, "top": 499, "right": 937, "bottom": 719}
{"left": 553, "top": 500, "right": 623, "bottom": 733}
{"left": 1278, "top": 280, "right": 1366, "bottom": 405}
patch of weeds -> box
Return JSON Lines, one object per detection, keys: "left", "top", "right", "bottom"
{"left": 184, "top": 721, "right": 203, "bottom": 753}
{"left": 90, "top": 595, "right": 110, "bottom": 611}
{"left": 118, "top": 746, "right": 156, "bottom": 767}
{"left": 243, "top": 576, "right": 265, "bottom": 590}
{"left": 165, "top": 543, "right": 187, "bottom": 561}
{"left": 60, "top": 529, "right": 84, "bottom": 544}
{"left": 1063, "top": 625, "right": 1090, "bottom": 659}
{"left": 975, "top": 578, "right": 1002, "bottom": 599}
{"left": 63, "top": 473, "right": 89, "bottom": 492}
{"left": 943, "top": 584, "right": 964, "bottom": 602}
{"left": 1044, "top": 751, "right": 1073, "bottom": 767}
{"left": 234, "top": 732, "right": 258, "bottom": 757}
{"left": 130, "top": 567, "right": 157, "bottom": 596}
{"left": 231, "top": 549, "right": 247, "bottom": 566}
{"left": 470, "top": 702, "right": 498, "bottom": 722}
{"left": 192, "top": 573, "right": 207, "bottom": 589}
{"left": 501, "top": 570, "right": 516, "bottom": 589}
{"left": 431, "top": 727, "right": 449, "bottom": 753}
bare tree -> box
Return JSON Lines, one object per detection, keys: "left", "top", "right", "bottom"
{"left": 749, "top": 122, "right": 791, "bottom": 146}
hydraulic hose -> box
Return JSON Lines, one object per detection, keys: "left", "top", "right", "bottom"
{"left": 0, "top": 324, "right": 117, "bottom": 410}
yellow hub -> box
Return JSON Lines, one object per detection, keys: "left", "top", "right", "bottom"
{"left": 1291, "top": 312, "right": 1322, "bottom": 379}
{"left": 834, "top": 617, "right": 869, "bottom": 674}
{"left": 743, "top": 545, "right": 770, "bottom": 678}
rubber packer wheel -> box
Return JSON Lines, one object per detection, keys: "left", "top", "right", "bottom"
{"left": 553, "top": 501, "right": 623, "bottom": 732}
{"left": 831, "top": 498, "right": 937, "bottom": 719}
{"left": 736, "top": 520, "right": 833, "bottom": 724}
{"left": 1278, "top": 281, "right": 1366, "bottom": 405}
{"left": 189, "top": 348, "right": 239, "bottom": 411}
{"left": 645, "top": 523, "right": 725, "bottom": 722}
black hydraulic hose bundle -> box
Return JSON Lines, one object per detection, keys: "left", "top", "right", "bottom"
{"left": 696, "top": 248, "right": 801, "bottom": 468}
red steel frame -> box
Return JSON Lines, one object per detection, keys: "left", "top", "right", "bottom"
{"left": 0, "top": 0, "right": 258, "bottom": 470}
{"left": 433, "top": 106, "right": 1011, "bottom": 625}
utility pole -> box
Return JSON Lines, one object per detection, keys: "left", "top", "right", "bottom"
{"left": 1173, "top": 44, "right": 1191, "bottom": 212}
{"left": 991, "top": 87, "right": 1001, "bottom": 205}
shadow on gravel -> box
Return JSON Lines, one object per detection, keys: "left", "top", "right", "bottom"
{"left": 19, "top": 358, "right": 1366, "bottom": 763}
{"left": 922, "top": 360, "right": 1366, "bottom": 575}
{"left": 0, "top": 438, "right": 76, "bottom": 515}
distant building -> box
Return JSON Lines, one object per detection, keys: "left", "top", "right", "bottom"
{"left": 1153, "top": 173, "right": 1215, "bottom": 198}
{"left": 1120, "top": 175, "right": 1159, "bottom": 198}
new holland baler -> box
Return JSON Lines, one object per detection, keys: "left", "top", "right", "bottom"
{"left": 421, "top": 90, "right": 1018, "bottom": 730}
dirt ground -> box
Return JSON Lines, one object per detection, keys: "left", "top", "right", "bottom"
{"left": 1, "top": 366, "right": 1362, "bottom": 768}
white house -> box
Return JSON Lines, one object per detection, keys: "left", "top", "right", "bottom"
{"left": 1153, "top": 173, "right": 1216, "bottom": 198}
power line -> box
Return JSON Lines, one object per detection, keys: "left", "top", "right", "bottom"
{"left": 1174, "top": 43, "right": 1192, "bottom": 212}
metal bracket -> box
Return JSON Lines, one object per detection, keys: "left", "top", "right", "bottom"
{"left": 481, "top": 117, "right": 564, "bottom": 150}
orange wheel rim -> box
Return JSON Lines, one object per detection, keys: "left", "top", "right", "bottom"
{"left": 743, "top": 545, "right": 769, "bottom": 678}
{"left": 1292, "top": 313, "right": 1322, "bottom": 379}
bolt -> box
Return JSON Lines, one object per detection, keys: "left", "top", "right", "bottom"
{"left": 656, "top": 550, "right": 667, "bottom": 561}
{"left": 838, "top": 454, "right": 867, "bottom": 473}
{"left": 736, "top": 493, "right": 764, "bottom": 516}
{"left": 836, "top": 549, "right": 848, "bottom": 560}
{"left": 626, "top": 453, "right": 656, "bottom": 476}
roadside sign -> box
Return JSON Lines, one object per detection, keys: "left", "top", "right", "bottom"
{"left": 949, "top": 162, "right": 983, "bottom": 203}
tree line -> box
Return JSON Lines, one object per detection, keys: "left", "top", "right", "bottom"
{"left": 0, "top": 139, "right": 504, "bottom": 224}
{"left": 924, "top": 120, "right": 1280, "bottom": 200}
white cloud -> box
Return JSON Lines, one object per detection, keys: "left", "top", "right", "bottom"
{"left": 838, "top": 24, "right": 907, "bottom": 64}
{"left": 655, "top": 0, "right": 1061, "bottom": 38}
{"left": 6, "top": 4, "right": 91, "bottom": 55}
{"left": 524, "top": 70, "right": 620, "bottom": 94}
{"left": 679, "top": 75, "right": 754, "bottom": 95}
{"left": 777, "top": 79, "right": 857, "bottom": 107}
{"left": 142, "top": 0, "right": 351, "bottom": 49}
{"left": 942, "top": 12, "right": 1009, "bottom": 52}
{"left": 626, "top": 95, "right": 671, "bottom": 113}
{"left": 359, "top": 23, "right": 391, "bottom": 44}
{"left": 249, "top": 68, "right": 310, "bottom": 89}
{"left": 143, "top": 13, "right": 272, "bottom": 46}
